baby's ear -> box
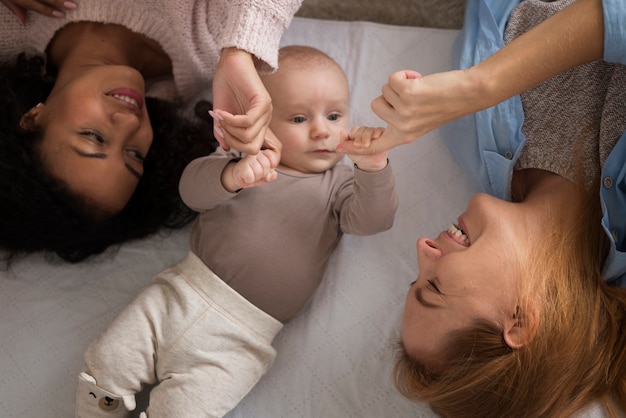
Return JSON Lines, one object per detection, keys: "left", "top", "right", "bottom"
{"left": 503, "top": 304, "right": 539, "bottom": 349}
{"left": 19, "top": 103, "right": 44, "bottom": 131}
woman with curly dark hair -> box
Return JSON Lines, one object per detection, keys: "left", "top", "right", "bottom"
{"left": 0, "top": 0, "right": 302, "bottom": 262}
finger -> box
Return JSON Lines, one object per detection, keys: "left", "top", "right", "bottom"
{"left": 338, "top": 130, "right": 399, "bottom": 156}
{"left": 21, "top": 0, "right": 76, "bottom": 18}
{"left": 221, "top": 129, "right": 266, "bottom": 155}
{"left": 370, "top": 95, "right": 395, "bottom": 124}
{"left": 211, "top": 121, "right": 230, "bottom": 151}
{"left": 214, "top": 108, "right": 272, "bottom": 146}
{"left": 214, "top": 111, "right": 270, "bottom": 154}
{"left": 352, "top": 127, "right": 385, "bottom": 146}
{"left": 1, "top": 1, "right": 27, "bottom": 24}
{"left": 263, "top": 169, "right": 278, "bottom": 183}
{"left": 239, "top": 166, "right": 256, "bottom": 186}
{"left": 48, "top": 0, "right": 77, "bottom": 11}
{"left": 398, "top": 69, "right": 423, "bottom": 81}
{"left": 387, "top": 70, "right": 423, "bottom": 91}
{"left": 372, "top": 127, "right": 385, "bottom": 139}
{"left": 247, "top": 160, "right": 264, "bottom": 184}
{"left": 244, "top": 153, "right": 272, "bottom": 186}
{"left": 383, "top": 70, "right": 423, "bottom": 109}
{"left": 348, "top": 126, "right": 361, "bottom": 138}
{"left": 260, "top": 131, "right": 282, "bottom": 169}
{"left": 349, "top": 127, "right": 373, "bottom": 148}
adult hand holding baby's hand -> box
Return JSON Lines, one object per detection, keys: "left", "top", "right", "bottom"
{"left": 230, "top": 151, "right": 277, "bottom": 189}
{"left": 224, "top": 128, "right": 281, "bottom": 191}
{"left": 341, "top": 127, "right": 388, "bottom": 172}
{"left": 1, "top": 0, "right": 76, "bottom": 24}
{"left": 339, "top": 68, "right": 478, "bottom": 155}
{"left": 211, "top": 48, "right": 273, "bottom": 155}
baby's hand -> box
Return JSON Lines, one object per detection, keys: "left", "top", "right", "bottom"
{"left": 225, "top": 150, "right": 277, "bottom": 191}
{"left": 341, "top": 127, "right": 388, "bottom": 172}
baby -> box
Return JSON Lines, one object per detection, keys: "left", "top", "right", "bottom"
{"left": 76, "top": 45, "right": 398, "bottom": 418}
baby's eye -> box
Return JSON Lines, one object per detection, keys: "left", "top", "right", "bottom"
{"left": 292, "top": 116, "right": 306, "bottom": 124}
{"left": 327, "top": 113, "right": 340, "bottom": 121}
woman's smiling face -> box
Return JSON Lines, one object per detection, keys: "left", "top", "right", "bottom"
{"left": 401, "top": 193, "right": 536, "bottom": 364}
{"left": 28, "top": 65, "right": 153, "bottom": 214}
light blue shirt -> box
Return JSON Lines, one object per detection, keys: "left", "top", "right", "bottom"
{"left": 440, "top": 0, "right": 626, "bottom": 286}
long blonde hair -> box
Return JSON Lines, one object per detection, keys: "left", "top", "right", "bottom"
{"left": 395, "top": 180, "right": 626, "bottom": 417}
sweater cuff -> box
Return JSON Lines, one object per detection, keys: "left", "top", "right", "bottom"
{"left": 353, "top": 160, "right": 395, "bottom": 186}
{"left": 218, "top": 0, "right": 302, "bottom": 70}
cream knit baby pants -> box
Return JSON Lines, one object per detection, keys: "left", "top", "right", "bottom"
{"left": 75, "top": 252, "right": 283, "bottom": 418}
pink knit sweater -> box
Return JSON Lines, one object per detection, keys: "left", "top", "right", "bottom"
{"left": 0, "top": 0, "right": 301, "bottom": 102}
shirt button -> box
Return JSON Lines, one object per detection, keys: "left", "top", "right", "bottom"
{"left": 603, "top": 177, "right": 613, "bottom": 188}
{"left": 504, "top": 151, "right": 513, "bottom": 159}
{"left": 612, "top": 230, "right": 619, "bottom": 242}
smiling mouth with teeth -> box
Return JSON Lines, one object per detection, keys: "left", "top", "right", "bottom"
{"left": 110, "top": 94, "right": 139, "bottom": 108}
{"left": 448, "top": 223, "right": 469, "bottom": 245}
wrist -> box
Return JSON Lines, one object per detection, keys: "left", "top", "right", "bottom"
{"left": 221, "top": 160, "right": 241, "bottom": 193}
{"left": 355, "top": 157, "right": 388, "bottom": 173}
{"left": 461, "top": 66, "right": 494, "bottom": 114}
{"left": 218, "top": 47, "right": 254, "bottom": 69}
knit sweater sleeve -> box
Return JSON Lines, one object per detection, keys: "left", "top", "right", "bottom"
{"left": 217, "top": 0, "right": 303, "bottom": 70}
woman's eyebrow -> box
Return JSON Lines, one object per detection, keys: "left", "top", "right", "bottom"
{"left": 71, "top": 147, "right": 142, "bottom": 179}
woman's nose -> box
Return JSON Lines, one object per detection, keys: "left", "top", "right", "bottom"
{"left": 416, "top": 238, "right": 442, "bottom": 278}
{"left": 416, "top": 238, "right": 442, "bottom": 258}
{"left": 111, "top": 111, "right": 141, "bottom": 129}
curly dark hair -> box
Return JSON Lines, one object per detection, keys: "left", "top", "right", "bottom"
{"left": 0, "top": 54, "right": 217, "bottom": 264}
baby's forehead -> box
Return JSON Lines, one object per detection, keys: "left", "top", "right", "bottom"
{"left": 265, "top": 60, "right": 348, "bottom": 91}
{"left": 278, "top": 46, "right": 344, "bottom": 72}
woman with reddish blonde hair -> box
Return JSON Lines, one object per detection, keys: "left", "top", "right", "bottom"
{"left": 341, "top": 0, "right": 626, "bottom": 415}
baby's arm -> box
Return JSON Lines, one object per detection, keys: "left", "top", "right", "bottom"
{"left": 334, "top": 127, "right": 398, "bottom": 235}
{"left": 180, "top": 128, "right": 281, "bottom": 209}
{"left": 343, "top": 127, "right": 389, "bottom": 172}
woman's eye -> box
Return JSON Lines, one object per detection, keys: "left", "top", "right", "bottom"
{"left": 127, "top": 149, "right": 145, "bottom": 162}
{"left": 328, "top": 113, "right": 340, "bottom": 121}
{"left": 80, "top": 130, "right": 105, "bottom": 143}
{"left": 292, "top": 116, "right": 305, "bottom": 123}
{"left": 427, "top": 279, "right": 441, "bottom": 294}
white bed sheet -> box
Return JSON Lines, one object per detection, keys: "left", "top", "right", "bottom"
{"left": 0, "top": 17, "right": 607, "bottom": 418}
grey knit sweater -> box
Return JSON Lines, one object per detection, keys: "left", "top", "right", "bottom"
{"left": 505, "top": 0, "right": 626, "bottom": 186}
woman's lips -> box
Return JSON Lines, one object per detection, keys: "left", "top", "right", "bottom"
{"left": 445, "top": 223, "right": 469, "bottom": 247}
{"left": 107, "top": 88, "right": 144, "bottom": 111}
{"left": 458, "top": 217, "right": 470, "bottom": 244}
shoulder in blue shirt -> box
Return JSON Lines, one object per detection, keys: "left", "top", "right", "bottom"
{"left": 440, "top": 0, "right": 626, "bottom": 286}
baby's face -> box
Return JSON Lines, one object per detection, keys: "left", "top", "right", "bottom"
{"left": 266, "top": 64, "right": 350, "bottom": 174}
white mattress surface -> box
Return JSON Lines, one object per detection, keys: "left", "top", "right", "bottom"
{"left": 0, "top": 16, "right": 607, "bottom": 418}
